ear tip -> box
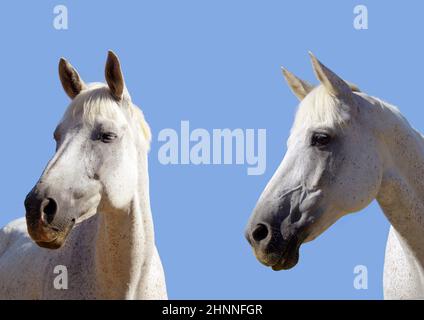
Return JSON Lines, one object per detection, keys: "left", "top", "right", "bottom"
{"left": 59, "top": 57, "right": 68, "bottom": 66}
{"left": 308, "top": 51, "right": 322, "bottom": 65}
{"left": 107, "top": 50, "right": 119, "bottom": 60}
{"left": 281, "top": 67, "right": 292, "bottom": 79}
{"left": 58, "top": 58, "right": 72, "bottom": 74}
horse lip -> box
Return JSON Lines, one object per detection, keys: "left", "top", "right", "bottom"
{"left": 34, "top": 225, "right": 73, "bottom": 250}
{"left": 31, "top": 231, "right": 60, "bottom": 247}
{"left": 28, "top": 219, "right": 75, "bottom": 250}
{"left": 254, "top": 250, "right": 282, "bottom": 267}
{"left": 269, "top": 236, "right": 303, "bottom": 271}
{"left": 26, "top": 220, "right": 59, "bottom": 243}
{"left": 38, "top": 235, "right": 58, "bottom": 243}
{"left": 36, "top": 237, "right": 65, "bottom": 250}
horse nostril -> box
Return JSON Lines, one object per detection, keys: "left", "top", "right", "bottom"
{"left": 252, "top": 223, "right": 269, "bottom": 242}
{"left": 41, "top": 198, "right": 58, "bottom": 224}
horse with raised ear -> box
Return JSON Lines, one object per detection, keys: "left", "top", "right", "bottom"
{"left": 246, "top": 52, "right": 424, "bottom": 299}
{"left": 0, "top": 51, "right": 167, "bottom": 299}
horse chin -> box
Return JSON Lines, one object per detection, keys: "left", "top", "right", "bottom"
{"left": 271, "top": 238, "right": 302, "bottom": 271}
{"left": 34, "top": 222, "right": 74, "bottom": 250}
{"left": 36, "top": 238, "right": 64, "bottom": 250}
{"left": 271, "top": 249, "right": 300, "bottom": 271}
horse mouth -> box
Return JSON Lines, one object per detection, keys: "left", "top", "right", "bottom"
{"left": 256, "top": 236, "right": 302, "bottom": 271}
{"left": 271, "top": 239, "right": 301, "bottom": 271}
{"left": 36, "top": 237, "right": 62, "bottom": 249}
{"left": 28, "top": 220, "right": 75, "bottom": 250}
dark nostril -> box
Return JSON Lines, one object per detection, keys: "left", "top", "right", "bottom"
{"left": 42, "top": 198, "right": 57, "bottom": 224}
{"left": 252, "top": 223, "right": 269, "bottom": 242}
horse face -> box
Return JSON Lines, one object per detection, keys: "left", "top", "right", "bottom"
{"left": 25, "top": 52, "right": 140, "bottom": 249}
{"left": 246, "top": 54, "right": 383, "bottom": 270}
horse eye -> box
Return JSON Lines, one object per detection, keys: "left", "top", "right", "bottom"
{"left": 311, "top": 133, "right": 331, "bottom": 147}
{"left": 100, "top": 132, "right": 118, "bottom": 143}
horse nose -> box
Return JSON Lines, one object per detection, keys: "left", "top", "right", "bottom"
{"left": 246, "top": 221, "right": 287, "bottom": 266}
{"left": 245, "top": 223, "right": 271, "bottom": 247}
{"left": 41, "top": 198, "right": 58, "bottom": 224}
{"left": 25, "top": 192, "right": 58, "bottom": 226}
{"left": 246, "top": 221, "right": 283, "bottom": 250}
{"left": 251, "top": 223, "right": 269, "bottom": 243}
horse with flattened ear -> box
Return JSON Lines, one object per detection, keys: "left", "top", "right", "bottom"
{"left": 246, "top": 53, "right": 424, "bottom": 299}
{"left": 0, "top": 51, "right": 167, "bottom": 299}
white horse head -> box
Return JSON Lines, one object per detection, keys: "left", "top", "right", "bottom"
{"left": 25, "top": 51, "right": 152, "bottom": 249}
{"left": 246, "top": 53, "right": 383, "bottom": 270}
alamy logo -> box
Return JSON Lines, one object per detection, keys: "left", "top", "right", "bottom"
{"left": 353, "top": 5, "right": 368, "bottom": 30}
{"left": 158, "top": 121, "right": 266, "bottom": 175}
{"left": 53, "top": 5, "right": 68, "bottom": 30}
{"left": 53, "top": 265, "right": 68, "bottom": 290}
{"left": 353, "top": 265, "right": 368, "bottom": 290}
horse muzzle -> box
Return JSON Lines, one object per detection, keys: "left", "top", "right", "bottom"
{"left": 245, "top": 222, "right": 305, "bottom": 271}
{"left": 24, "top": 189, "right": 75, "bottom": 249}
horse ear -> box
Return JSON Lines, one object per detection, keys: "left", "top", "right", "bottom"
{"left": 281, "top": 67, "right": 314, "bottom": 100}
{"left": 59, "top": 58, "right": 86, "bottom": 99}
{"left": 309, "top": 52, "right": 352, "bottom": 100}
{"left": 105, "top": 50, "right": 125, "bottom": 100}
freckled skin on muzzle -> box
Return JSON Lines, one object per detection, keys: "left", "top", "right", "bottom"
{"left": 24, "top": 188, "right": 76, "bottom": 249}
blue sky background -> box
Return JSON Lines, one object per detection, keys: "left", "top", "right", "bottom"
{"left": 0, "top": 1, "right": 422, "bottom": 299}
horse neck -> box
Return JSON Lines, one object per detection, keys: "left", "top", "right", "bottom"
{"left": 94, "top": 138, "right": 155, "bottom": 299}
{"left": 370, "top": 97, "right": 424, "bottom": 266}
